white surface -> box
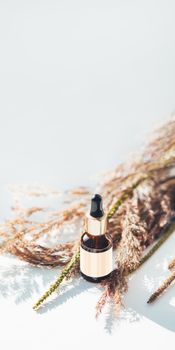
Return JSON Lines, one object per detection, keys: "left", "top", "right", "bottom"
{"left": 0, "top": 0, "right": 175, "bottom": 349}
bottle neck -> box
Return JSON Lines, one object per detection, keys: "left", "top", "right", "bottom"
{"left": 84, "top": 213, "right": 107, "bottom": 236}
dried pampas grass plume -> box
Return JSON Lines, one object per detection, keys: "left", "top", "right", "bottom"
{"left": 1, "top": 116, "right": 175, "bottom": 314}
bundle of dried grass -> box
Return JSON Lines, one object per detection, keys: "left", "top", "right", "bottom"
{"left": 1, "top": 116, "right": 175, "bottom": 313}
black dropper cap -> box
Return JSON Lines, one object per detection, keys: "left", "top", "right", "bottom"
{"left": 90, "top": 194, "right": 104, "bottom": 218}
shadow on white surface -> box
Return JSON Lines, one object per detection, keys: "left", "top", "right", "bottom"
{"left": 0, "top": 256, "right": 94, "bottom": 312}
{"left": 124, "top": 231, "right": 175, "bottom": 333}
{"left": 103, "top": 302, "right": 141, "bottom": 334}
{"left": 1, "top": 231, "right": 175, "bottom": 334}
{"left": 0, "top": 257, "right": 57, "bottom": 303}
{"left": 36, "top": 277, "right": 93, "bottom": 314}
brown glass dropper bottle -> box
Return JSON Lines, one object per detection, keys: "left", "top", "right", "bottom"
{"left": 80, "top": 194, "right": 113, "bottom": 283}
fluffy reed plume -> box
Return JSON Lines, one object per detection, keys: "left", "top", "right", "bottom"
{"left": 96, "top": 200, "right": 142, "bottom": 317}
{"left": 96, "top": 174, "right": 175, "bottom": 316}
{"left": 8, "top": 241, "right": 76, "bottom": 267}
{"left": 0, "top": 202, "right": 86, "bottom": 265}
{"left": 96, "top": 205, "right": 142, "bottom": 317}
{"left": 117, "top": 204, "right": 142, "bottom": 272}
{"left": 1, "top": 117, "right": 175, "bottom": 313}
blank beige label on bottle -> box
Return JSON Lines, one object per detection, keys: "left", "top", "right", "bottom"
{"left": 80, "top": 246, "right": 113, "bottom": 278}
